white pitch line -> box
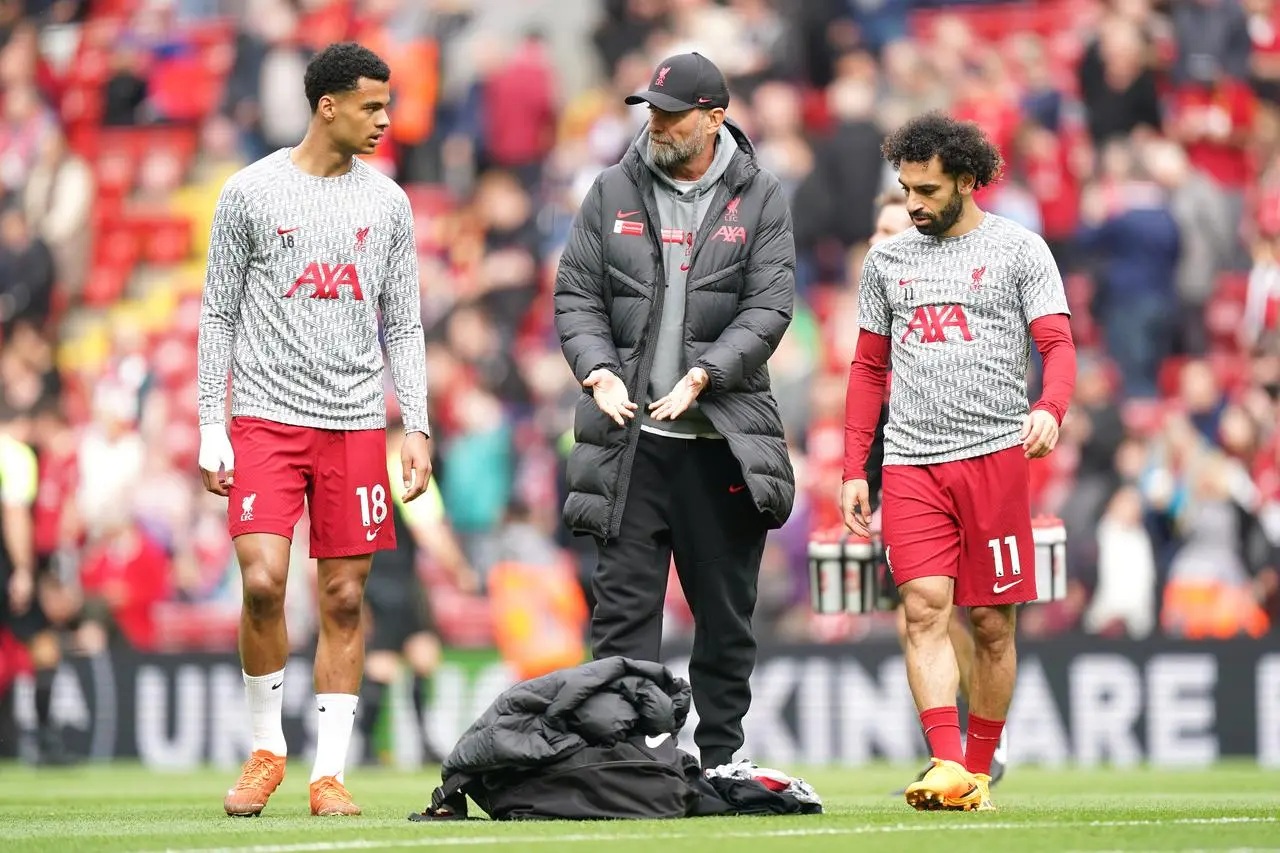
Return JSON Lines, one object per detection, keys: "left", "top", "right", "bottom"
{"left": 130, "top": 816, "right": 1279, "bottom": 853}
{"left": 1065, "top": 849, "right": 1280, "bottom": 853}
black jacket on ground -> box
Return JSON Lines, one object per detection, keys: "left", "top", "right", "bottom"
{"left": 553, "top": 118, "right": 797, "bottom": 540}
{"left": 441, "top": 656, "right": 690, "bottom": 779}
{"left": 412, "top": 657, "right": 822, "bottom": 822}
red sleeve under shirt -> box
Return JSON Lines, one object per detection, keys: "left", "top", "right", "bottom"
{"left": 842, "top": 314, "right": 1076, "bottom": 482}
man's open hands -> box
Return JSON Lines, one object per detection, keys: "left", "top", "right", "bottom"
{"left": 584, "top": 369, "right": 637, "bottom": 426}
{"left": 648, "top": 368, "right": 709, "bottom": 422}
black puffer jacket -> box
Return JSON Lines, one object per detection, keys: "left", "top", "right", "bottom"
{"left": 553, "top": 118, "right": 797, "bottom": 540}
{"left": 441, "top": 656, "right": 691, "bottom": 779}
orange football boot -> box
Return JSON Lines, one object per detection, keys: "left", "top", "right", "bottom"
{"left": 223, "top": 750, "right": 287, "bottom": 816}
{"left": 310, "top": 775, "right": 362, "bottom": 816}
{"left": 904, "top": 757, "right": 985, "bottom": 811}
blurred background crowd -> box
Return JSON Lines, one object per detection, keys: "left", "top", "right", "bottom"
{"left": 0, "top": 0, "right": 1277, "bottom": 664}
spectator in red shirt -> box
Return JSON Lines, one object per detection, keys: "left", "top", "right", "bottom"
{"left": 1016, "top": 123, "right": 1084, "bottom": 267}
{"left": 1171, "top": 68, "right": 1258, "bottom": 277}
{"left": 1172, "top": 75, "right": 1257, "bottom": 188}
{"left": 78, "top": 512, "right": 171, "bottom": 652}
{"left": 482, "top": 30, "right": 557, "bottom": 192}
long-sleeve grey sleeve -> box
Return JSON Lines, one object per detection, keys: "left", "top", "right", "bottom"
{"left": 379, "top": 195, "right": 429, "bottom": 436}
{"left": 196, "top": 181, "right": 251, "bottom": 426}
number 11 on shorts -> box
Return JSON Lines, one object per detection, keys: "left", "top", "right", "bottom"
{"left": 356, "top": 484, "right": 388, "bottom": 527}
{"left": 987, "top": 535, "right": 1021, "bottom": 578}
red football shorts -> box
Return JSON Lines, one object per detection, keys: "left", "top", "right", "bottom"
{"left": 227, "top": 417, "right": 397, "bottom": 559}
{"left": 880, "top": 444, "right": 1036, "bottom": 607}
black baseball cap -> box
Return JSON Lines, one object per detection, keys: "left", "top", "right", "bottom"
{"left": 625, "top": 52, "right": 730, "bottom": 112}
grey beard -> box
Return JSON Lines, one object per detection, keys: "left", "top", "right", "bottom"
{"left": 649, "top": 132, "right": 708, "bottom": 171}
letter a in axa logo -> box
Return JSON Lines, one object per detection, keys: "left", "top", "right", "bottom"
{"left": 284, "top": 262, "right": 364, "bottom": 300}
{"left": 902, "top": 305, "right": 973, "bottom": 343}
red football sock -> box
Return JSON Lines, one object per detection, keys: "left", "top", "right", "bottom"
{"left": 919, "top": 706, "right": 965, "bottom": 765}
{"left": 966, "top": 714, "right": 1005, "bottom": 776}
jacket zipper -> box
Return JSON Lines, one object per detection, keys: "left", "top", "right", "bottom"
{"left": 676, "top": 180, "right": 747, "bottom": 444}
{"left": 606, "top": 175, "right": 668, "bottom": 539}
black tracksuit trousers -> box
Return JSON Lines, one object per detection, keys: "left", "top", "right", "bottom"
{"left": 590, "top": 430, "right": 768, "bottom": 769}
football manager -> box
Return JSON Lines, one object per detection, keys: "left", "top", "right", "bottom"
{"left": 553, "top": 51, "right": 796, "bottom": 770}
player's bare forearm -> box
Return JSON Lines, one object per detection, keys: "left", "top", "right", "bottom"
{"left": 2, "top": 504, "right": 35, "bottom": 577}
{"left": 418, "top": 520, "right": 471, "bottom": 581}
{"left": 843, "top": 330, "right": 890, "bottom": 482}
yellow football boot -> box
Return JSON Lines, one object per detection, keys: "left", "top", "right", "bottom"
{"left": 903, "top": 757, "right": 984, "bottom": 811}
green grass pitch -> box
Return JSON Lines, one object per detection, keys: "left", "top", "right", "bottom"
{"left": 1, "top": 761, "right": 1277, "bottom": 853}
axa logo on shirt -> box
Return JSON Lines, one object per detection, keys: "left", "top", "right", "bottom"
{"left": 713, "top": 225, "right": 747, "bottom": 244}
{"left": 901, "top": 304, "right": 972, "bottom": 343}
{"left": 285, "top": 262, "right": 364, "bottom": 300}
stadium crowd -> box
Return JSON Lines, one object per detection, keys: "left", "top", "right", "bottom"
{"left": 0, "top": 0, "right": 1277, "bottom": 660}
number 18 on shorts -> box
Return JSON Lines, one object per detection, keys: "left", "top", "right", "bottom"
{"left": 880, "top": 445, "right": 1037, "bottom": 607}
{"left": 227, "top": 417, "right": 398, "bottom": 558}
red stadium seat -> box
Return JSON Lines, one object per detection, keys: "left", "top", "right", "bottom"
{"left": 92, "top": 138, "right": 139, "bottom": 199}
{"left": 80, "top": 262, "right": 132, "bottom": 307}
{"left": 149, "top": 56, "right": 225, "bottom": 123}
{"left": 94, "top": 220, "right": 143, "bottom": 268}
{"left": 67, "top": 124, "right": 101, "bottom": 161}
{"left": 130, "top": 215, "right": 194, "bottom": 266}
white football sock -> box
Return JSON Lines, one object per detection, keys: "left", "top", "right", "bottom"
{"left": 243, "top": 669, "right": 288, "bottom": 757}
{"left": 311, "top": 693, "right": 359, "bottom": 784}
